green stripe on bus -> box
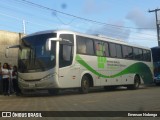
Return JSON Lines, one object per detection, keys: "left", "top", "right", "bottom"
{"left": 76, "top": 55, "right": 152, "bottom": 84}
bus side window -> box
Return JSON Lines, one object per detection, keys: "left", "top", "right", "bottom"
{"left": 86, "top": 38, "right": 94, "bottom": 55}
{"left": 146, "top": 50, "right": 151, "bottom": 62}
{"left": 77, "top": 36, "right": 86, "bottom": 54}
{"left": 109, "top": 43, "right": 117, "bottom": 58}
{"left": 122, "top": 46, "right": 128, "bottom": 59}
{"left": 143, "top": 50, "right": 147, "bottom": 61}
{"left": 116, "top": 44, "right": 122, "bottom": 58}
{"left": 138, "top": 49, "right": 143, "bottom": 60}
{"left": 104, "top": 42, "right": 109, "bottom": 57}
{"left": 76, "top": 36, "right": 94, "bottom": 55}
{"left": 122, "top": 46, "right": 133, "bottom": 59}
{"left": 95, "top": 41, "right": 104, "bottom": 56}
{"left": 133, "top": 48, "right": 139, "bottom": 60}
{"left": 127, "top": 47, "right": 133, "bottom": 59}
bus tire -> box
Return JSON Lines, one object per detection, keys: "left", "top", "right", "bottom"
{"left": 127, "top": 75, "right": 140, "bottom": 90}
{"left": 79, "top": 76, "right": 89, "bottom": 94}
{"left": 48, "top": 89, "right": 59, "bottom": 95}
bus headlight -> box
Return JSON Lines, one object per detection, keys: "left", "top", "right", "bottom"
{"left": 41, "top": 74, "right": 54, "bottom": 81}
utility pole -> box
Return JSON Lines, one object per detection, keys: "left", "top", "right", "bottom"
{"left": 149, "top": 9, "right": 160, "bottom": 46}
{"left": 22, "top": 20, "right": 26, "bottom": 34}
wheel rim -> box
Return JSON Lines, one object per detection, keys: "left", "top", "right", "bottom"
{"left": 135, "top": 81, "right": 139, "bottom": 88}
{"left": 82, "top": 79, "right": 88, "bottom": 90}
{"left": 135, "top": 77, "right": 140, "bottom": 88}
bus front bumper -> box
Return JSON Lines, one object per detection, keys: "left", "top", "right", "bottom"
{"left": 18, "top": 75, "right": 59, "bottom": 90}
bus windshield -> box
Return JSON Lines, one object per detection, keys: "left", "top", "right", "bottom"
{"left": 18, "top": 33, "right": 57, "bottom": 73}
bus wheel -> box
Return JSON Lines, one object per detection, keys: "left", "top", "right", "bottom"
{"left": 79, "top": 76, "right": 89, "bottom": 94}
{"left": 127, "top": 75, "right": 140, "bottom": 90}
{"left": 48, "top": 89, "right": 59, "bottom": 95}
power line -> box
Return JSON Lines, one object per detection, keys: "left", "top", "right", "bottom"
{"left": 2, "top": 1, "right": 157, "bottom": 37}
{"left": 0, "top": 1, "right": 64, "bottom": 27}
{"left": 0, "top": 11, "right": 156, "bottom": 41}
{"left": 0, "top": 1, "right": 157, "bottom": 42}
{"left": 14, "top": 0, "right": 156, "bottom": 30}
{"left": 0, "top": 11, "right": 58, "bottom": 30}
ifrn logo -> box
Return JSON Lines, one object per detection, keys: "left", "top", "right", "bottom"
{"left": 2, "top": 112, "right": 12, "bottom": 117}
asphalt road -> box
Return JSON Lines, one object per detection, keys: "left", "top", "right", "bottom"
{"left": 0, "top": 85, "right": 160, "bottom": 119}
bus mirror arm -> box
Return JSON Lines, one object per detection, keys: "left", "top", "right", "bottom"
{"left": 5, "top": 45, "right": 20, "bottom": 58}
{"left": 46, "top": 38, "right": 62, "bottom": 51}
{"left": 5, "top": 47, "right": 9, "bottom": 58}
{"left": 46, "top": 38, "right": 72, "bottom": 51}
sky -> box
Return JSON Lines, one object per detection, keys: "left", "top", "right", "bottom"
{"left": 0, "top": 0, "right": 160, "bottom": 47}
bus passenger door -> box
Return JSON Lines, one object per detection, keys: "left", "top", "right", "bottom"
{"left": 58, "top": 42, "right": 79, "bottom": 88}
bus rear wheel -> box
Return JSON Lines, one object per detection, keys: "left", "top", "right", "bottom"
{"left": 79, "top": 76, "right": 89, "bottom": 94}
{"left": 127, "top": 75, "right": 140, "bottom": 90}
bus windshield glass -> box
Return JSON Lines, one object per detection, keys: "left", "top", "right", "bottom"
{"left": 18, "top": 33, "right": 57, "bottom": 73}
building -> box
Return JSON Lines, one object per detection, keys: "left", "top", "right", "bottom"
{"left": 0, "top": 30, "right": 25, "bottom": 66}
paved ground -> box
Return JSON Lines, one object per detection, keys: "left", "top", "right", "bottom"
{"left": 0, "top": 85, "right": 160, "bottom": 120}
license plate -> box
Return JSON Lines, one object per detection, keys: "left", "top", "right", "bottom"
{"left": 29, "top": 83, "right": 35, "bottom": 88}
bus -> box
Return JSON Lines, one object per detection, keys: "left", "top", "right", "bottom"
{"left": 6, "top": 30, "right": 154, "bottom": 94}
{"left": 151, "top": 46, "right": 160, "bottom": 86}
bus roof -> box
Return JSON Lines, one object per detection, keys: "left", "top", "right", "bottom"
{"left": 24, "top": 29, "right": 151, "bottom": 50}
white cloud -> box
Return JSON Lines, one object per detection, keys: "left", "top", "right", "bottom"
{"left": 128, "top": 30, "right": 157, "bottom": 48}
{"left": 126, "top": 8, "right": 158, "bottom": 47}
{"left": 126, "top": 8, "right": 155, "bottom": 29}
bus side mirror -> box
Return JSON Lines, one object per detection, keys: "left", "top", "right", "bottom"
{"left": 46, "top": 39, "right": 51, "bottom": 51}
{"left": 46, "top": 38, "right": 61, "bottom": 51}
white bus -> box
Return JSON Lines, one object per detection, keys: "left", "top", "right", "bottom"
{"left": 7, "top": 30, "right": 154, "bottom": 94}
